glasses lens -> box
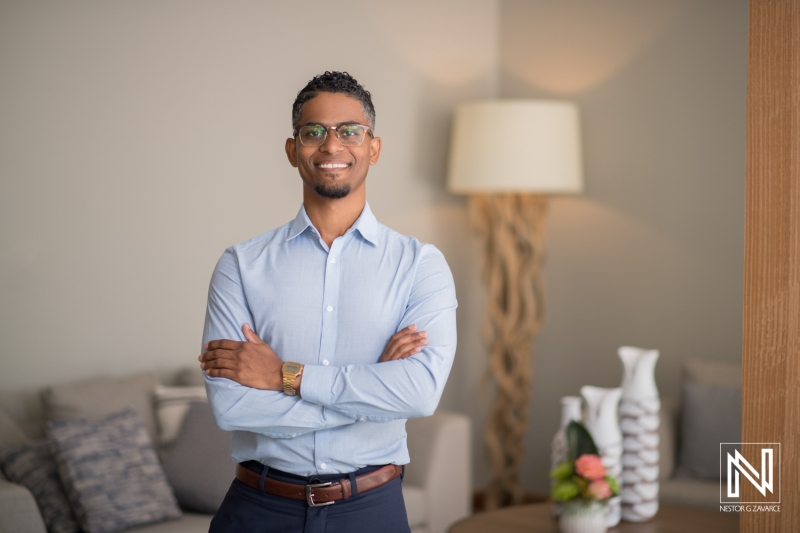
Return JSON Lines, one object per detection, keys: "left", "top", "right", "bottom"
{"left": 337, "top": 125, "right": 367, "bottom": 146}
{"left": 299, "top": 125, "right": 327, "bottom": 146}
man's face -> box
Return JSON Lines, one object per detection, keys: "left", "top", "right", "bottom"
{"left": 285, "top": 92, "right": 381, "bottom": 200}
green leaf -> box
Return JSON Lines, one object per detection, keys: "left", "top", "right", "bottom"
{"left": 551, "top": 480, "right": 581, "bottom": 502}
{"left": 565, "top": 421, "right": 599, "bottom": 460}
{"left": 605, "top": 475, "right": 620, "bottom": 496}
{"left": 549, "top": 461, "right": 573, "bottom": 480}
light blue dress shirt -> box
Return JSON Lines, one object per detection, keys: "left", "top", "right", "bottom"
{"left": 202, "top": 202, "right": 458, "bottom": 476}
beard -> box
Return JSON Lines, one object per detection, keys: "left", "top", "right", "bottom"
{"left": 314, "top": 182, "right": 351, "bottom": 199}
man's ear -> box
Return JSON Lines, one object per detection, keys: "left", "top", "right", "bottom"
{"left": 369, "top": 136, "right": 382, "bottom": 166}
{"left": 285, "top": 138, "right": 298, "bottom": 167}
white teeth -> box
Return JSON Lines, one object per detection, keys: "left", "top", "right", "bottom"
{"left": 319, "top": 163, "right": 349, "bottom": 169}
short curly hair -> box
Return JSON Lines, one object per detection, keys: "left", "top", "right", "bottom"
{"left": 292, "top": 71, "right": 376, "bottom": 129}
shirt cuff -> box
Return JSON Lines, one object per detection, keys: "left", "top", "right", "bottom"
{"left": 299, "top": 364, "right": 335, "bottom": 407}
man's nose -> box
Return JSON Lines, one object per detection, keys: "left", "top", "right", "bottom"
{"left": 319, "top": 128, "right": 344, "bottom": 153}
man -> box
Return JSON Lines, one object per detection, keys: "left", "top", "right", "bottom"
{"left": 198, "top": 71, "right": 457, "bottom": 533}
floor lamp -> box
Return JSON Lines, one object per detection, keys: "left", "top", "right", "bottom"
{"left": 447, "top": 100, "right": 584, "bottom": 509}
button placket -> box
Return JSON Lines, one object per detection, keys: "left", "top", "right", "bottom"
{"left": 314, "top": 236, "right": 346, "bottom": 475}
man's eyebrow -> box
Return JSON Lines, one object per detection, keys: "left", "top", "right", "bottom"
{"left": 297, "top": 121, "right": 365, "bottom": 128}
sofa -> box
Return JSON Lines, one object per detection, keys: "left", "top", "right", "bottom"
{"left": 0, "top": 368, "right": 471, "bottom": 533}
{"left": 657, "top": 358, "right": 742, "bottom": 508}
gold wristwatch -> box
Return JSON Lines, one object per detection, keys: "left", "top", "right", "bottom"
{"left": 281, "top": 361, "right": 304, "bottom": 396}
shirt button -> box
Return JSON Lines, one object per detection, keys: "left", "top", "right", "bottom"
{"left": 330, "top": 257, "right": 336, "bottom": 264}
{"left": 326, "top": 306, "right": 333, "bottom": 312}
{"left": 290, "top": 433, "right": 296, "bottom": 438}
{"left": 359, "top": 417, "right": 365, "bottom": 422}
{"left": 323, "top": 360, "right": 329, "bottom": 366}
{"left": 320, "top": 463, "right": 327, "bottom": 469}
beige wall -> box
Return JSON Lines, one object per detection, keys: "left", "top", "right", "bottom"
{"left": 0, "top": 0, "right": 746, "bottom": 493}
{"left": 0, "top": 0, "right": 495, "bottom": 440}
{"left": 499, "top": 0, "right": 747, "bottom": 491}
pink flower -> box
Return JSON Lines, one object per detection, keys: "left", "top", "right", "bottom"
{"left": 574, "top": 454, "right": 606, "bottom": 480}
{"left": 586, "top": 479, "right": 612, "bottom": 500}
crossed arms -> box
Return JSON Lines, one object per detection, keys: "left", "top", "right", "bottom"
{"left": 200, "top": 245, "right": 457, "bottom": 438}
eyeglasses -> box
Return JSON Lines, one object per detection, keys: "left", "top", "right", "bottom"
{"left": 293, "top": 123, "right": 373, "bottom": 147}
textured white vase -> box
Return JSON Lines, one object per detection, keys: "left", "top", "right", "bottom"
{"left": 581, "top": 386, "right": 623, "bottom": 528}
{"left": 551, "top": 396, "right": 583, "bottom": 517}
{"left": 618, "top": 346, "right": 660, "bottom": 522}
{"left": 558, "top": 501, "right": 607, "bottom": 533}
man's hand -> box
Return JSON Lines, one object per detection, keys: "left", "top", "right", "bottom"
{"left": 199, "top": 324, "right": 283, "bottom": 390}
{"left": 378, "top": 324, "right": 427, "bottom": 362}
{"left": 201, "top": 323, "right": 426, "bottom": 390}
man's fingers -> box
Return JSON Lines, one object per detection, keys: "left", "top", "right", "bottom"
{"left": 242, "top": 323, "right": 265, "bottom": 345}
{"left": 395, "top": 340, "right": 426, "bottom": 360}
{"left": 385, "top": 336, "right": 427, "bottom": 361}
{"left": 199, "top": 349, "right": 236, "bottom": 363}
{"left": 206, "top": 338, "right": 244, "bottom": 351}
{"left": 378, "top": 326, "right": 428, "bottom": 363}
{"left": 204, "top": 368, "right": 237, "bottom": 381}
{"left": 200, "top": 357, "right": 237, "bottom": 370}
{"left": 387, "top": 331, "right": 427, "bottom": 356}
{"left": 385, "top": 328, "right": 426, "bottom": 355}
{"left": 387, "top": 324, "right": 416, "bottom": 344}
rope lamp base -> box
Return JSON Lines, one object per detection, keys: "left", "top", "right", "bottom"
{"left": 470, "top": 193, "right": 548, "bottom": 509}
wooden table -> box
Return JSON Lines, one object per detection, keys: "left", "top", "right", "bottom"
{"left": 449, "top": 504, "right": 739, "bottom": 533}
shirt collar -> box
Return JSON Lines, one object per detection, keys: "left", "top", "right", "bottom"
{"left": 286, "top": 205, "right": 315, "bottom": 241}
{"left": 285, "top": 202, "right": 380, "bottom": 246}
{"left": 352, "top": 202, "right": 380, "bottom": 246}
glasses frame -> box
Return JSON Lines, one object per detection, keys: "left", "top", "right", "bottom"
{"left": 293, "top": 123, "right": 374, "bottom": 147}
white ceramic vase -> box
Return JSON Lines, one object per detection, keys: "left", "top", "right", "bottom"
{"left": 551, "top": 396, "right": 583, "bottom": 517}
{"left": 581, "top": 386, "right": 623, "bottom": 528}
{"left": 618, "top": 346, "right": 660, "bottom": 522}
{"left": 558, "top": 501, "right": 607, "bottom": 533}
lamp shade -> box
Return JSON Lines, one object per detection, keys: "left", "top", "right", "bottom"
{"left": 447, "top": 100, "right": 583, "bottom": 194}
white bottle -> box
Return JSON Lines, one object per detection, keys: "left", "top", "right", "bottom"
{"left": 582, "top": 385, "right": 623, "bottom": 527}
{"left": 551, "top": 396, "right": 582, "bottom": 517}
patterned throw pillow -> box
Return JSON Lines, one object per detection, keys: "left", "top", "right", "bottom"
{"left": 0, "top": 440, "right": 80, "bottom": 533}
{"left": 48, "top": 408, "right": 181, "bottom": 533}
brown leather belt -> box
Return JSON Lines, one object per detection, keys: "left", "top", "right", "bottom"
{"left": 235, "top": 464, "right": 403, "bottom": 507}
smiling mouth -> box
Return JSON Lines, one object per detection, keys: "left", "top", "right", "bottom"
{"left": 316, "top": 162, "right": 350, "bottom": 170}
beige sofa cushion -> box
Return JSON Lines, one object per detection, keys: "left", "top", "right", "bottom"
{"left": 402, "top": 484, "right": 427, "bottom": 530}
{"left": 660, "top": 476, "right": 725, "bottom": 508}
{"left": 126, "top": 513, "right": 212, "bottom": 533}
{"left": 41, "top": 373, "right": 160, "bottom": 444}
{"left": 0, "top": 409, "right": 28, "bottom": 447}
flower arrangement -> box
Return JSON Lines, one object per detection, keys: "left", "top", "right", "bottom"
{"left": 550, "top": 421, "right": 620, "bottom": 504}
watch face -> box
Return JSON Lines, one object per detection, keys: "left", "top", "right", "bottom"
{"left": 283, "top": 362, "right": 301, "bottom": 374}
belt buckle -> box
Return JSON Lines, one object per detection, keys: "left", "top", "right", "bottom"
{"left": 305, "top": 481, "right": 335, "bottom": 507}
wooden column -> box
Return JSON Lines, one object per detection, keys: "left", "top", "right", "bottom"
{"left": 743, "top": 0, "right": 800, "bottom": 531}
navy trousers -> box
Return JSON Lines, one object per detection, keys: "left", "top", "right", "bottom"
{"left": 209, "top": 462, "right": 412, "bottom": 533}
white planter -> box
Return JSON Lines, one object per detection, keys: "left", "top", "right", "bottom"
{"left": 558, "top": 501, "right": 608, "bottom": 533}
{"left": 618, "top": 346, "right": 660, "bottom": 522}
